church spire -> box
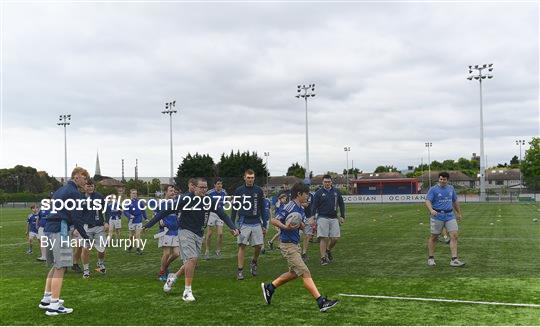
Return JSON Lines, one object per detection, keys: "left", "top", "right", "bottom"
{"left": 95, "top": 152, "right": 101, "bottom": 176}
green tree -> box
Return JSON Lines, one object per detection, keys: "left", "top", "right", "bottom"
{"left": 287, "top": 162, "right": 306, "bottom": 179}
{"left": 374, "top": 165, "right": 398, "bottom": 173}
{"left": 148, "top": 178, "right": 163, "bottom": 195}
{"left": 124, "top": 179, "right": 147, "bottom": 196}
{"left": 0, "top": 165, "right": 61, "bottom": 193}
{"left": 509, "top": 155, "right": 520, "bottom": 168}
{"left": 175, "top": 153, "right": 215, "bottom": 191}
{"left": 215, "top": 150, "right": 269, "bottom": 192}
{"left": 521, "top": 137, "right": 540, "bottom": 191}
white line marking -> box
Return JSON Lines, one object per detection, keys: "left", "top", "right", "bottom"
{"left": 339, "top": 294, "right": 540, "bottom": 308}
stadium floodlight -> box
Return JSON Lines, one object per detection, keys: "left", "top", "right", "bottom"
{"left": 264, "top": 152, "right": 270, "bottom": 190}
{"left": 162, "top": 100, "right": 178, "bottom": 185}
{"left": 515, "top": 139, "right": 526, "bottom": 192}
{"left": 344, "top": 147, "right": 351, "bottom": 192}
{"left": 296, "top": 83, "right": 316, "bottom": 183}
{"left": 467, "top": 63, "right": 494, "bottom": 201}
{"left": 425, "top": 142, "right": 433, "bottom": 189}
{"left": 57, "top": 114, "right": 71, "bottom": 185}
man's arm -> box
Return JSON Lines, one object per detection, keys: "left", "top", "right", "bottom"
{"left": 214, "top": 205, "right": 239, "bottom": 235}
{"left": 337, "top": 192, "right": 345, "bottom": 221}
{"left": 230, "top": 188, "right": 240, "bottom": 223}
{"left": 425, "top": 200, "right": 437, "bottom": 216}
{"left": 143, "top": 197, "right": 182, "bottom": 230}
{"left": 310, "top": 191, "right": 319, "bottom": 220}
{"left": 260, "top": 189, "right": 268, "bottom": 229}
{"left": 453, "top": 201, "right": 462, "bottom": 221}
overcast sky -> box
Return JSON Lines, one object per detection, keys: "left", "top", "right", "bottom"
{"left": 1, "top": 1, "right": 538, "bottom": 179}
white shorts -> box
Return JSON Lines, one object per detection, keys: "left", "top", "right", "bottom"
{"left": 83, "top": 225, "right": 107, "bottom": 252}
{"left": 128, "top": 222, "right": 143, "bottom": 231}
{"left": 207, "top": 212, "right": 224, "bottom": 227}
{"left": 28, "top": 231, "right": 39, "bottom": 239}
{"left": 109, "top": 219, "right": 122, "bottom": 229}
{"left": 158, "top": 234, "right": 180, "bottom": 248}
{"left": 38, "top": 227, "right": 45, "bottom": 238}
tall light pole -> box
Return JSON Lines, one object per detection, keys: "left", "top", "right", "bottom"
{"left": 344, "top": 146, "right": 350, "bottom": 192}
{"left": 425, "top": 142, "right": 432, "bottom": 189}
{"left": 162, "top": 100, "right": 177, "bottom": 185}
{"left": 468, "top": 63, "right": 494, "bottom": 201}
{"left": 296, "top": 84, "right": 316, "bottom": 183}
{"left": 264, "top": 152, "right": 270, "bottom": 190}
{"left": 516, "top": 139, "right": 526, "bottom": 190}
{"left": 57, "top": 114, "right": 71, "bottom": 185}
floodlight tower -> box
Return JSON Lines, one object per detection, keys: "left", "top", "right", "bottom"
{"left": 162, "top": 100, "right": 178, "bottom": 185}
{"left": 515, "top": 139, "right": 526, "bottom": 190}
{"left": 57, "top": 114, "right": 71, "bottom": 185}
{"left": 425, "top": 142, "right": 432, "bottom": 189}
{"left": 264, "top": 152, "right": 270, "bottom": 190}
{"left": 467, "top": 63, "right": 494, "bottom": 201}
{"left": 296, "top": 84, "right": 316, "bottom": 183}
{"left": 344, "top": 147, "right": 350, "bottom": 192}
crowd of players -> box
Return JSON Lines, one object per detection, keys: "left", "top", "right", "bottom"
{"left": 27, "top": 167, "right": 465, "bottom": 316}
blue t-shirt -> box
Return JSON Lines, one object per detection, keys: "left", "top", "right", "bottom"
{"left": 427, "top": 184, "right": 457, "bottom": 221}
{"left": 27, "top": 213, "right": 39, "bottom": 233}
{"left": 207, "top": 188, "right": 228, "bottom": 209}
{"left": 276, "top": 201, "right": 306, "bottom": 244}
{"left": 38, "top": 209, "right": 50, "bottom": 228}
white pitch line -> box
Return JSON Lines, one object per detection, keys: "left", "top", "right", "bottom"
{"left": 339, "top": 294, "right": 540, "bottom": 308}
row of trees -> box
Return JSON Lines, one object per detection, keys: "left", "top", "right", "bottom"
{"left": 0, "top": 165, "right": 61, "bottom": 193}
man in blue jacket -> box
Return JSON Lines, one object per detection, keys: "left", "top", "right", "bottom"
{"left": 39, "top": 167, "right": 90, "bottom": 316}
{"left": 80, "top": 179, "right": 107, "bottom": 278}
{"left": 231, "top": 169, "right": 269, "bottom": 280}
{"left": 311, "top": 175, "right": 345, "bottom": 265}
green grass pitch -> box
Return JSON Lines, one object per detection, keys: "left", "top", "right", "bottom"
{"left": 1, "top": 203, "right": 539, "bottom": 325}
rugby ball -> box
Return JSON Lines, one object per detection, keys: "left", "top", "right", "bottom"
{"left": 285, "top": 212, "right": 302, "bottom": 229}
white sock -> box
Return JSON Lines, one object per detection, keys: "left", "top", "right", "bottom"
{"left": 49, "top": 298, "right": 59, "bottom": 309}
{"left": 97, "top": 259, "right": 104, "bottom": 265}
{"left": 184, "top": 285, "right": 192, "bottom": 292}
{"left": 42, "top": 292, "right": 52, "bottom": 302}
{"left": 83, "top": 264, "right": 89, "bottom": 270}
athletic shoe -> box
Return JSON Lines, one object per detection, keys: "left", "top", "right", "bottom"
{"left": 261, "top": 283, "right": 274, "bottom": 305}
{"left": 301, "top": 253, "right": 308, "bottom": 262}
{"left": 159, "top": 273, "right": 168, "bottom": 282}
{"left": 326, "top": 250, "right": 333, "bottom": 262}
{"left": 445, "top": 238, "right": 451, "bottom": 245}
{"left": 45, "top": 305, "right": 73, "bottom": 316}
{"left": 36, "top": 257, "right": 47, "bottom": 261}
{"left": 136, "top": 249, "right": 143, "bottom": 255}
{"left": 83, "top": 270, "right": 90, "bottom": 278}
{"left": 126, "top": 246, "right": 133, "bottom": 252}
{"left": 450, "top": 259, "right": 465, "bottom": 267}
{"left": 204, "top": 252, "right": 210, "bottom": 260}
{"left": 427, "top": 258, "right": 436, "bottom": 266}
{"left": 320, "top": 257, "right": 329, "bottom": 266}
{"left": 39, "top": 299, "right": 64, "bottom": 309}
{"left": 261, "top": 248, "right": 266, "bottom": 255}
{"left": 26, "top": 249, "right": 32, "bottom": 254}
{"left": 267, "top": 241, "right": 274, "bottom": 250}
{"left": 319, "top": 297, "right": 339, "bottom": 312}
{"left": 182, "top": 290, "right": 196, "bottom": 302}
{"left": 163, "top": 273, "right": 177, "bottom": 293}
{"left": 95, "top": 263, "right": 106, "bottom": 274}
{"left": 237, "top": 270, "right": 244, "bottom": 280}
{"left": 72, "top": 264, "right": 82, "bottom": 273}
{"left": 250, "top": 262, "right": 258, "bottom": 276}
{"left": 215, "top": 250, "right": 221, "bottom": 257}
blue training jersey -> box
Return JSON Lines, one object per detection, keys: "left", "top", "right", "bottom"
{"left": 207, "top": 188, "right": 228, "bottom": 209}
{"left": 27, "top": 213, "right": 39, "bottom": 233}
{"left": 276, "top": 201, "right": 306, "bottom": 244}
{"left": 427, "top": 184, "right": 457, "bottom": 221}
{"left": 38, "top": 209, "right": 50, "bottom": 228}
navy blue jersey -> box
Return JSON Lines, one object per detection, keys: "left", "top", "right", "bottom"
{"left": 124, "top": 198, "right": 147, "bottom": 223}
{"left": 45, "top": 180, "right": 88, "bottom": 239}
{"left": 27, "top": 213, "right": 39, "bottom": 233}
{"left": 231, "top": 185, "right": 268, "bottom": 226}
{"left": 207, "top": 188, "right": 228, "bottom": 209}
{"left": 312, "top": 186, "right": 345, "bottom": 219}
{"left": 105, "top": 203, "right": 122, "bottom": 221}
{"left": 37, "top": 209, "right": 50, "bottom": 228}
{"left": 82, "top": 192, "right": 105, "bottom": 226}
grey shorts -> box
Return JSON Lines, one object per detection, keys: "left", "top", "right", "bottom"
{"left": 84, "top": 225, "right": 106, "bottom": 252}
{"left": 207, "top": 212, "right": 224, "bottom": 227}
{"left": 128, "top": 222, "right": 143, "bottom": 231}
{"left": 158, "top": 234, "right": 180, "bottom": 248}
{"left": 317, "top": 217, "right": 340, "bottom": 238}
{"left": 109, "top": 219, "right": 121, "bottom": 229}
{"left": 178, "top": 229, "right": 203, "bottom": 263}
{"left": 45, "top": 232, "right": 73, "bottom": 268}
{"left": 303, "top": 222, "right": 315, "bottom": 236}
{"left": 430, "top": 218, "right": 458, "bottom": 235}
{"left": 237, "top": 224, "right": 264, "bottom": 246}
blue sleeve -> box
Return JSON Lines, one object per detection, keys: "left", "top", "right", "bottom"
{"left": 230, "top": 187, "right": 240, "bottom": 223}
{"left": 143, "top": 197, "right": 181, "bottom": 229}
{"left": 123, "top": 205, "right": 132, "bottom": 219}
{"left": 311, "top": 192, "right": 319, "bottom": 215}
{"left": 426, "top": 188, "right": 435, "bottom": 202}
{"left": 337, "top": 191, "right": 345, "bottom": 218}
{"left": 452, "top": 188, "right": 458, "bottom": 202}
{"left": 262, "top": 199, "right": 270, "bottom": 228}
